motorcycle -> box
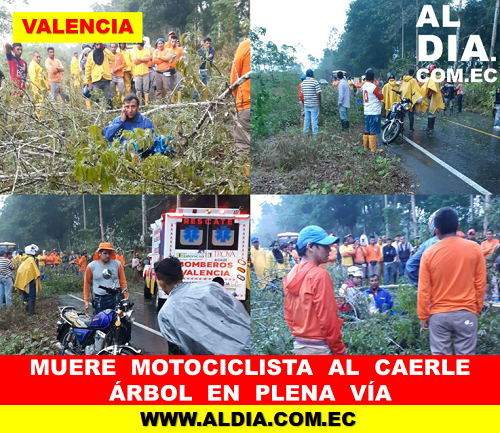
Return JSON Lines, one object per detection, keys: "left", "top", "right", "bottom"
{"left": 381, "top": 89, "right": 414, "bottom": 144}
{"left": 55, "top": 269, "right": 141, "bottom": 355}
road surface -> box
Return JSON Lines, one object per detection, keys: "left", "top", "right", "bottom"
{"left": 58, "top": 287, "right": 169, "bottom": 355}
{"left": 383, "top": 111, "right": 500, "bottom": 194}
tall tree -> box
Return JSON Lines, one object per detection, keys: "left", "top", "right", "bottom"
{"left": 98, "top": 195, "right": 105, "bottom": 242}
{"left": 490, "top": 0, "right": 500, "bottom": 69}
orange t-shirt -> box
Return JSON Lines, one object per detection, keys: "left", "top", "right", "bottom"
{"left": 417, "top": 237, "right": 486, "bottom": 321}
{"left": 164, "top": 47, "right": 183, "bottom": 69}
{"left": 481, "top": 238, "right": 499, "bottom": 257}
{"left": 231, "top": 38, "right": 250, "bottom": 111}
{"left": 153, "top": 47, "right": 173, "bottom": 72}
{"left": 356, "top": 81, "right": 362, "bottom": 90}
{"left": 365, "top": 245, "right": 381, "bottom": 263}
{"left": 116, "top": 254, "right": 125, "bottom": 267}
{"left": 110, "top": 51, "right": 126, "bottom": 77}
{"left": 353, "top": 246, "right": 366, "bottom": 263}
{"left": 45, "top": 58, "right": 64, "bottom": 83}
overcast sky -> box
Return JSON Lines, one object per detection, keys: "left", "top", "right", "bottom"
{"left": 252, "top": 0, "right": 353, "bottom": 67}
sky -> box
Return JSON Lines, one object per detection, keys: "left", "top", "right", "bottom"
{"left": 251, "top": 0, "right": 353, "bottom": 67}
{"left": 250, "top": 195, "right": 281, "bottom": 232}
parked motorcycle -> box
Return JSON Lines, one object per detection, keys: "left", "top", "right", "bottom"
{"left": 55, "top": 269, "right": 141, "bottom": 355}
{"left": 381, "top": 89, "right": 414, "bottom": 144}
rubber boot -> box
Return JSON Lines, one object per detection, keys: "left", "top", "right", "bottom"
{"left": 121, "top": 95, "right": 125, "bottom": 104}
{"left": 171, "top": 93, "right": 175, "bottom": 103}
{"left": 429, "top": 117, "right": 435, "bottom": 131}
{"left": 368, "top": 135, "right": 377, "bottom": 153}
{"left": 27, "top": 300, "right": 35, "bottom": 316}
{"left": 409, "top": 118, "right": 414, "bottom": 132}
{"left": 345, "top": 120, "right": 349, "bottom": 130}
{"left": 177, "top": 91, "right": 182, "bottom": 103}
{"left": 85, "top": 99, "right": 91, "bottom": 110}
{"left": 341, "top": 120, "right": 347, "bottom": 131}
{"left": 425, "top": 117, "right": 433, "bottom": 131}
{"left": 363, "top": 134, "right": 369, "bottom": 150}
{"left": 300, "top": 119, "right": 304, "bottom": 129}
{"left": 144, "top": 94, "right": 149, "bottom": 106}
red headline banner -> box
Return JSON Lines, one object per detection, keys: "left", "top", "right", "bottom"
{"left": 1, "top": 356, "right": 499, "bottom": 405}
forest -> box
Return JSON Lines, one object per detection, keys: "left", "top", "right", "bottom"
{"left": 0, "top": 0, "right": 250, "bottom": 194}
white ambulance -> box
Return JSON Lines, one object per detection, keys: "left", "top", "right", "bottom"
{"left": 149, "top": 207, "right": 250, "bottom": 311}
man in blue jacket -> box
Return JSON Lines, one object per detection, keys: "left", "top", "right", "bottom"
{"left": 363, "top": 274, "right": 393, "bottom": 313}
{"left": 104, "top": 93, "right": 154, "bottom": 145}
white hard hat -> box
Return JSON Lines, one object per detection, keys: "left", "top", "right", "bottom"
{"left": 348, "top": 266, "right": 363, "bottom": 278}
{"left": 148, "top": 253, "right": 153, "bottom": 258}
{"left": 25, "top": 244, "right": 39, "bottom": 256}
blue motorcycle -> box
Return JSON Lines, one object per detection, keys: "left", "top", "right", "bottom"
{"left": 56, "top": 270, "right": 141, "bottom": 355}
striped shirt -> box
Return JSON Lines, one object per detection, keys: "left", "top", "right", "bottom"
{"left": 301, "top": 77, "right": 321, "bottom": 107}
{"left": 0, "top": 257, "right": 15, "bottom": 278}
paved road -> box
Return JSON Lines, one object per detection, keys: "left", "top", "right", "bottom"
{"left": 383, "top": 111, "right": 500, "bottom": 194}
{"left": 58, "top": 287, "right": 169, "bottom": 355}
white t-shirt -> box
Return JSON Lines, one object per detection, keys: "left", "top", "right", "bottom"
{"left": 361, "top": 81, "right": 383, "bottom": 115}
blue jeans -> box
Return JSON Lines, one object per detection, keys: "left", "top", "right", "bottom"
{"left": 304, "top": 105, "right": 320, "bottom": 135}
{"left": 0, "top": 277, "right": 13, "bottom": 307}
{"left": 339, "top": 106, "right": 348, "bottom": 121}
{"left": 93, "top": 294, "right": 118, "bottom": 314}
{"left": 22, "top": 280, "right": 37, "bottom": 303}
{"left": 494, "top": 105, "right": 500, "bottom": 127}
{"left": 384, "top": 262, "right": 395, "bottom": 285}
{"left": 399, "top": 261, "right": 407, "bottom": 278}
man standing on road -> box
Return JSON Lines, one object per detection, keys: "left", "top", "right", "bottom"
{"left": 250, "top": 237, "right": 267, "bottom": 289}
{"left": 0, "top": 250, "right": 15, "bottom": 308}
{"left": 45, "top": 47, "right": 69, "bottom": 103}
{"left": 481, "top": 229, "right": 499, "bottom": 302}
{"left": 283, "top": 226, "right": 346, "bottom": 356}
{"left": 301, "top": 69, "right": 322, "bottom": 136}
{"left": 84, "top": 242, "right": 127, "bottom": 314}
{"left": 382, "top": 238, "right": 397, "bottom": 285}
{"left": 396, "top": 235, "right": 412, "bottom": 279}
{"left": 365, "top": 236, "right": 381, "bottom": 277}
{"left": 418, "top": 207, "right": 486, "bottom": 355}
{"left": 14, "top": 244, "right": 41, "bottom": 316}
{"left": 419, "top": 65, "right": 444, "bottom": 132}
{"left": 361, "top": 68, "right": 384, "bottom": 153}
{"left": 338, "top": 71, "right": 350, "bottom": 131}
{"left": 400, "top": 69, "right": 423, "bottom": 132}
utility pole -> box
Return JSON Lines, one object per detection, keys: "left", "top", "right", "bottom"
{"left": 454, "top": 0, "right": 462, "bottom": 72}
{"left": 415, "top": 0, "right": 419, "bottom": 70}
{"left": 490, "top": 0, "right": 500, "bottom": 69}
{"left": 98, "top": 195, "right": 105, "bottom": 241}
{"left": 384, "top": 195, "right": 389, "bottom": 236}
{"left": 411, "top": 195, "right": 418, "bottom": 238}
{"left": 82, "top": 195, "right": 87, "bottom": 230}
{"left": 142, "top": 195, "right": 147, "bottom": 249}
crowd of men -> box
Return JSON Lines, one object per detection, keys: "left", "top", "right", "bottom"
{"left": 251, "top": 207, "right": 500, "bottom": 356}
{"left": 298, "top": 65, "right": 472, "bottom": 152}
{"left": 2, "top": 35, "right": 250, "bottom": 157}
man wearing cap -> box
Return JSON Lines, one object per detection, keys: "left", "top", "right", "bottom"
{"left": 301, "top": 69, "right": 322, "bottom": 136}
{"left": 283, "top": 226, "right": 346, "bottom": 355}
{"left": 250, "top": 237, "right": 267, "bottom": 289}
{"left": 14, "top": 244, "right": 41, "bottom": 316}
{"left": 467, "top": 229, "right": 480, "bottom": 245}
{"left": 84, "top": 242, "right": 127, "bottom": 314}
{"left": 339, "top": 266, "right": 363, "bottom": 304}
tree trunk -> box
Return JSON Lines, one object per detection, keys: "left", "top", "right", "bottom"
{"left": 82, "top": 195, "right": 87, "bottom": 230}
{"left": 401, "top": 2, "right": 404, "bottom": 59}
{"left": 454, "top": 0, "right": 462, "bottom": 72}
{"left": 142, "top": 195, "right": 147, "bottom": 249}
{"left": 484, "top": 195, "right": 492, "bottom": 234}
{"left": 411, "top": 195, "right": 418, "bottom": 238}
{"left": 384, "top": 195, "right": 389, "bottom": 236}
{"left": 490, "top": 0, "right": 500, "bottom": 69}
{"left": 98, "top": 195, "right": 105, "bottom": 242}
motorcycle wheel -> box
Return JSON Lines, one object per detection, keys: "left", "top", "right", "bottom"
{"left": 119, "top": 347, "right": 138, "bottom": 355}
{"left": 59, "top": 327, "right": 77, "bottom": 354}
{"left": 382, "top": 120, "right": 401, "bottom": 144}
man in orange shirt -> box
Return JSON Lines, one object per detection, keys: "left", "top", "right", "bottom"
{"left": 45, "top": 47, "right": 69, "bottom": 103}
{"left": 352, "top": 237, "right": 367, "bottom": 283}
{"left": 109, "top": 43, "right": 126, "bottom": 102}
{"left": 365, "top": 236, "right": 381, "bottom": 278}
{"left": 283, "top": 226, "right": 346, "bottom": 355}
{"left": 231, "top": 38, "right": 250, "bottom": 157}
{"left": 481, "top": 229, "right": 499, "bottom": 301}
{"left": 165, "top": 35, "right": 183, "bottom": 103}
{"left": 153, "top": 38, "right": 173, "bottom": 100}
{"left": 115, "top": 248, "right": 126, "bottom": 267}
{"left": 418, "top": 207, "right": 486, "bottom": 355}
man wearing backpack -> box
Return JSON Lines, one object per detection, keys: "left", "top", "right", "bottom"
{"left": 396, "top": 235, "right": 413, "bottom": 279}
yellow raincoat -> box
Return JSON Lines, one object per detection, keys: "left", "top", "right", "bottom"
{"left": 382, "top": 79, "right": 400, "bottom": 112}
{"left": 85, "top": 48, "right": 115, "bottom": 83}
{"left": 28, "top": 60, "right": 49, "bottom": 103}
{"left": 401, "top": 75, "right": 423, "bottom": 107}
{"left": 14, "top": 255, "right": 42, "bottom": 295}
{"left": 265, "top": 250, "right": 290, "bottom": 280}
{"left": 251, "top": 246, "right": 267, "bottom": 289}
{"left": 418, "top": 76, "right": 445, "bottom": 115}
{"left": 71, "top": 56, "right": 82, "bottom": 87}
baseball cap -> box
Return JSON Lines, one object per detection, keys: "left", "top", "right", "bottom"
{"left": 467, "top": 229, "right": 475, "bottom": 235}
{"left": 0, "top": 250, "right": 5, "bottom": 255}
{"left": 251, "top": 237, "right": 259, "bottom": 243}
{"left": 306, "top": 69, "right": 314, "bottom": 77}
{"left": 297, "top": 226, "right": 338, "bottom": 249}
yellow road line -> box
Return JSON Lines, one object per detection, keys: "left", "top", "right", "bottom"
{"left": 445, "top": 119, "right": 500, "bottom": 139}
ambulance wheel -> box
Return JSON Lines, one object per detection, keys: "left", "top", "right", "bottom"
{"left": 144, "top": 283, "right": 152, "bottom": 299}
